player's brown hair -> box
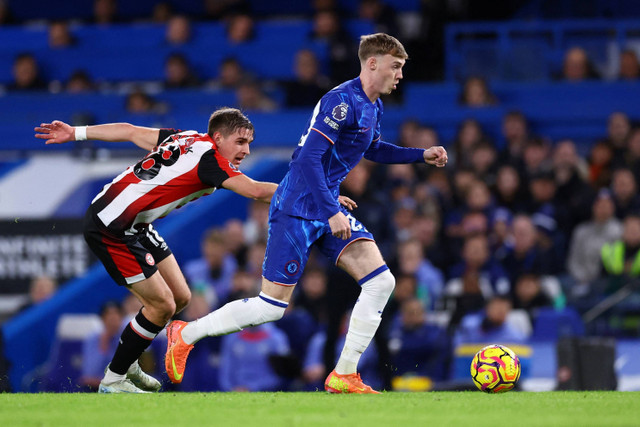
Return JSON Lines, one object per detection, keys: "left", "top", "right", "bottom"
{"left": 358, "top": 33, "right": 408, "bottom": 63}
{"left": 207, "top": 107, "right": 254, "bottom": 138}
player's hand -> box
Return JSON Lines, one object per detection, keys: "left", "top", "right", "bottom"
{"left": 328, "top": 211, "right": 351, "bottom": 240}
{"left": 338, "top": 195, "right": 357, "bottom": 211}
{"left": 424, "top": 146, "right": 448, "bottom": 167}
{"left": 34, "top": 120, "right": 75, "bottom": 144}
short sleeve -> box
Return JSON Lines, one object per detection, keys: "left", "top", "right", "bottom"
{"left": 156, "top": 128, "right": 183, "bottom": 146}
{"left": 197, "top": 149, "right": 243, "bottom": 188}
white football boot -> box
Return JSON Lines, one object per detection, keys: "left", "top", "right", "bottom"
{"left": 98, "top": 378, "right": 150, "bottom": 393}
{"left": 126, "top": 360, "right": 162, "bottom": 392}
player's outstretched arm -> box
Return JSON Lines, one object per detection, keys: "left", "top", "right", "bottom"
{"left": 221, "top": 174, "right": 278, "bottom": 203}
{"left": 423, "top": 146, "right": 448, "bottom": 167}
{"left": 35, "top": 120, "right": 160, "bottom": 151}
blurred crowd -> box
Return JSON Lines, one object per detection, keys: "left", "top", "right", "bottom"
{"left": 3, "top": 0, "right": 640, "bottom": 391}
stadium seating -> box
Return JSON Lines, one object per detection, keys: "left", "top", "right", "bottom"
{"left": 531, "top": 307, "right": 586, "bottom": 341}
{"left": 445, "top": 19, "right": 640, "bottom": 81}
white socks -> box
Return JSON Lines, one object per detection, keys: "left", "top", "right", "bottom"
{"left": 181, "top": 292, "right": 288, "bottom": 345}
{"left": 335, "top": 267, "right": 395, "bottom": 375}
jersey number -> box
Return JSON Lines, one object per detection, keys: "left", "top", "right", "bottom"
{"left": 346, "top": 213, "right": 363, "bottom": 232}
{"left": 133, "top": 144, "right": 181, "bottom": 180}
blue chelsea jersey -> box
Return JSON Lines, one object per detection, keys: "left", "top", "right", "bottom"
{"left": 273, "top": 77, "right": 383, "bottom": 220}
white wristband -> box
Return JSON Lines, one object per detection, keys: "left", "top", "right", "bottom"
{"left": 75, "top": 126, "right": 88, "bottom": 141}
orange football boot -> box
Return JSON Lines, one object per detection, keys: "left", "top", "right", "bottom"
{"left": 324, "top": 370, "right": 380, "bottom": 394}
{"left": 165, "top": 320, "right": 194, "bottom": 384}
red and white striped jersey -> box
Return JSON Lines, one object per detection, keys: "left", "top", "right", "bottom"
{"left": 90, "top": 129, "right": 242, "bottom": 234}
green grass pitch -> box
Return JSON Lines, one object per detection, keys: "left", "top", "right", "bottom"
{"left": 2, "top": 391, "right": 639, "bottom": 426}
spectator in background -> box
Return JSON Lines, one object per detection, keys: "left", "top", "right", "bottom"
{"left": 601, "top": 214, "right": 640, "bottom": 294}
{"left": 223, "top": 219, "right": 248, "bottom": 268}
{"left": 458, "top": 76, "right": 497, "bottom": 107}
{"left": 284, "top": 49, "right": 330, "bottom": 107}
{"left": 624, "top": 128, "right": 640, "bottom": 183}
{"left": 567, "top": 189, "right": 622, "bottom": 290}
{"left": 619, "top": 49, "right": 640, "bottom": 80}
{"left": 310, "top": 8, "right": 358, "bottom": 85}
{"left": 295, "top": 268, "right": 330, "bottom": 326}
{"left": 451, "top": 119, "right": 484, "bottom": 168}
{"left": 499, "top": 214, "right": 556, "bottom": 284}
{"left": 499, "top": 111, "right": 529, "bottom": 167}
{"left": 358, "top": 0, "right": 398, "bottom": 36}
{"left": 48, "top": 21, "right": 75, "bottom": 49}
{"left": 80, "top": 301, "right": 123, "bottom": 390}
{"left": 493, "top": 165, "right": 526, "bottom": 213}
{"left": 607, "top": 112, "right": 631, "bottom": 167}
{"left": 453, "top": 296, "right": 527, "bottom": 346}
{"left": 562, "top": 47, "right": 599, "bottom": 81}
{"left": 388, "top": 298, "right": 449, "bottom": 382}
{"left": 66, "top": 70, "right": 95, "bottom": 93}
{"left": 93, "top": 0, "right": 118, "bottom": 25}
{"left": 522, "top": 138, "right": 552, "bottom": 179}
{"left": 510, "top": 274, "right": 552, "bottom": 322}
{"left": 611, "top": 168, "right": 640, "bottom": 219}
{"left": 226, "top": 13, "right": 255, "bottom": 44}
{"left": 184, "top": 228, "right": 238, "bottom": 309}
{"left": 445, "top": 233, "right": 510, "bottom": 300}
{"left": 470, "top": 141, "right": 498, "bottom": 185}
{"left": 125, "top": 89, "right": 160, "bottom": 114}
{"left": 18, "top": 275, "right": 57, "bottom": 313}
{"left": 0, "top": 0, "right": 15, "bottom": 25}
{"left": 203, "top": 0, "right": 250, "bottom": 21}
{"left": 236, "top": 80, "right": 277, "bottom": 112}
{"left": 208, "top": 57, "right": 247, "bottom": 91}
{"left": 394, "top": 239, "right": 444, "bottom": 310}
{"left": 218, "top": 323, "right": 290, "bottom": 391}
{"left": 9, "top": 53, "right": 47, "bottom": 91}
{"left": 165, "top": 15, "right": 192, "bottom": 45}
{"left": 588, "top": 140, "right": 614, "bottom": 188}
{"left": 164, "top": 53, "right": 200, "bottom": 89}
{"left": 243, "top": 199, "right": 270, "bottom": 245}
{"left": 151, "top": 2, "right": 173, "bottom": 23}
{"left": 396, "top": 119, "right": 421, "bottom": 148}
{"left": 552, "top": 140, "right": 593, "bottom": 230}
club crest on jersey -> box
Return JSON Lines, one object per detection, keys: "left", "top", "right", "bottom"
{"left": 145, "top": 253, "right": 155, "bottom": 266}
{"left": 285, "top": 260, "right": 300, "bottom": 276}
{"left": 228, "top": 161, "right": 238, "bottom": 171}
{"left": 332, "top": 102, "right": 348, "bottom": 121}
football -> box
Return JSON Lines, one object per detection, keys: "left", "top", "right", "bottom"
{"left": 470, "top": 344, "right": 521, "bottom": 393}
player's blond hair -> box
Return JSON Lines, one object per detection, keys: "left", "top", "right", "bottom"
{"left": 358, "top": 33, "right": 408, "bottom": 63}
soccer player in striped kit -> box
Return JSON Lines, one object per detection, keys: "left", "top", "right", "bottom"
{"left": 166, "top": 34, "right": 448, "bottom": 393}
{"left": 36, "top": 108, "right": 283, "bottom": 393}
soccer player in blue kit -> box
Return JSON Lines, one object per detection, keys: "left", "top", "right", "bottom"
{"left": 166, "top": 33, "right": 448, "bottom": 393}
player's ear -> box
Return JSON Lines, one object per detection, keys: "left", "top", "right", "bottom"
{"left": 368, "top": 57, "right": 377, "bottom": 71}
{"left": 212, "top": 131, "right": 222, "bottom": 146}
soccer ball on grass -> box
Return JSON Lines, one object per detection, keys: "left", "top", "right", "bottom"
{"left": 470, "top": 344, "right": 521, "bottom": 393}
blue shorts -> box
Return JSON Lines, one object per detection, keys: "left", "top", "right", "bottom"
{"left": 262, "top": 206, "right": 375, "bottom": 285}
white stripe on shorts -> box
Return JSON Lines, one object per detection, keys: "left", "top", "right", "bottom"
{"left": 125, "top": 272, "right": 146, "bottom": 285}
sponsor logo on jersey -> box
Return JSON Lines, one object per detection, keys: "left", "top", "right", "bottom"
{"left": 332, "top": 102, "right": 348, "bottom": 121}
{"left": 324, "top": 116, "right": 339, "bottom": 130}
{"left": 145, "top": 253, "right": 155, "bottom": 266}
{"left": 285, "top": 260, "right": 300, "bottom": 276}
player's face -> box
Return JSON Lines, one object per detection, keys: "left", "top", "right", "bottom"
{"left": 214, "top": 127, "right": 253, "bottom": 167}
{"left": 375, "top": 54, "right": 405, "bottom": 95}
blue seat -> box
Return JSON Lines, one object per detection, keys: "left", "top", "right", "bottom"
{"left": 531, "top": 307, "right": 585, "bottom": 341}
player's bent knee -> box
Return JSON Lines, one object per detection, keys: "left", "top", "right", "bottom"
{"left": 174, "top": 288, "right": 191, "bottom": 314}
{"left": 361, "top": 268, "right": 395, "bottom": 298}
{"left": 256, "top": 293, "right": 287, "bottom": 324}
{"left": 149, "top": 297, "right": 177, "bottom": 322}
